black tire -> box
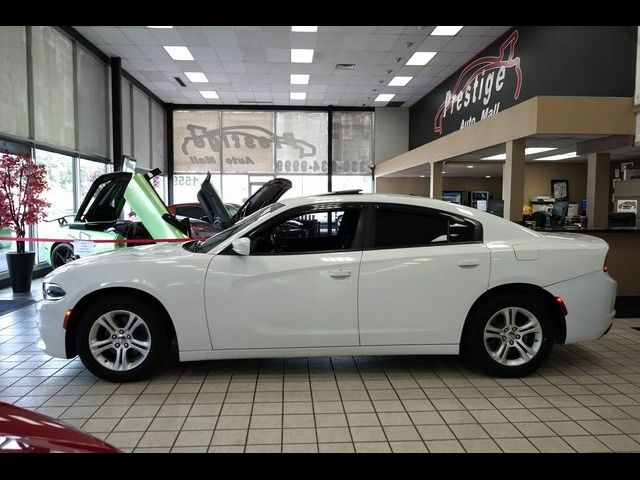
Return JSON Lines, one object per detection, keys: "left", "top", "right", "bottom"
{"left": 75, "top": 294, "right": 172, "bottom": 382}
{"left": 51, "top": 243, "right": 75, "bottom": 269}
{"left": 462, "top": 293, "right": 555, "bottom": 377}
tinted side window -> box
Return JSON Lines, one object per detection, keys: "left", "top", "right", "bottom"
{"left": 374, "top": 206, "right": 479, "bottom": 248}
{"left": 250, "top": 207, "right": 362, "bottom": 255}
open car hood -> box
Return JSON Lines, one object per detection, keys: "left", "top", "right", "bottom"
{"left": 197, "top": 174, "right": 291, "bottom": 228}
{"left": 75, "top": 172, "right": 132, "bottom": 223}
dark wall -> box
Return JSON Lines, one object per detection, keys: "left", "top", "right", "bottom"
{"left": 409, "top": 26, "right": 638, "bottom": 149}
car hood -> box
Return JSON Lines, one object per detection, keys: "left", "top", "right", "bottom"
{"left": 197, "top": 174, "right": 291, "bottom": 227}
{"left": 0, "top": 401, "right": 119, "bottom": 453}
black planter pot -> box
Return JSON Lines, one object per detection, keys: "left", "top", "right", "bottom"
{"left": 6, "top": 251, "right": 36, "bottom": 293}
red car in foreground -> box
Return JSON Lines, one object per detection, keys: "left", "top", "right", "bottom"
{"left": 0, "top": 401, "right": 119, "bottom": 453}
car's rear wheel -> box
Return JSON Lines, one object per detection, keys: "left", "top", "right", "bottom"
{"left": 75, "top": 295, "right": 171, "bottom": 382}
{"left": 51, "top": 243, "right": 75, "bottom": 269}
{"left": 462, "top": 293, "right": 554, "bottom": 377}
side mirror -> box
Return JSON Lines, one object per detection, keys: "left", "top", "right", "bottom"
{"left": 231, "top": 237, "right": 251, "bottom": 256}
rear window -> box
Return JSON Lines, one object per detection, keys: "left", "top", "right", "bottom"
{"left": 374, "top": 205, "right": 480, "bottom": 249}
{"left": 176, "top": 206, "right": 205, "bottom": 219}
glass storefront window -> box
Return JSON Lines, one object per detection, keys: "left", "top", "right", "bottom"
{"left": 173, "top": 173, "right": 221, "bottom": 205}
{"left": 332, "top": 175, "right": 373, "bottom": 193}
{"left": 78, "top": 158, "right": 108, "bottom": 199}
{"left": 222, "top": 174, "right": 249, "bottom": 205}
{"left": 35, "top": 149, "right": 75, "bottom": 264}
{"left": 275, "top": 111, "right": 328, "bottom": 176}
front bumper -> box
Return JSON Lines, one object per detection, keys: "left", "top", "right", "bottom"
{"left": 546, "top": 270, "right": 617, "bottom": 344}
{"left": 36, "top": 300, "right": 72, "bottom": 359}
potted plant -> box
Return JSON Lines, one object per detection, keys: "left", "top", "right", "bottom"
{"left": 0, "top": 151, "right": 50, "bottom": 293}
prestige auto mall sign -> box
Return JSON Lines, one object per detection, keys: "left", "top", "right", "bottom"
{"left": 180, "top": 124, "right": 316, "bottom": 167}
{"left": 434, "top": 30, "right": 523, "bottom": 135}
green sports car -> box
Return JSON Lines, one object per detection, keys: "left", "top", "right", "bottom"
{"left": 42, "top": 169, "right": 188, "bottom": 268}
{"left": 43, "top": 169, "right": 292, "bottom": 269}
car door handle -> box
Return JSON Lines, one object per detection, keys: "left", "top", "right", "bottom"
{"left": 457, "top": 259, "right": 480, "bottom": 267}
{"left": 329, "top": 269, "right": 353, "bottom": 278}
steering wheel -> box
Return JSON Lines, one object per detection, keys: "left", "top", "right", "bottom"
{"left": 269, "top": 232, "right": 282, "bottom": 253}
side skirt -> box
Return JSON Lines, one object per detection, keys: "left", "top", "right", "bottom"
{"left": 179, "top": 344, "right": 459, "bottom": 362}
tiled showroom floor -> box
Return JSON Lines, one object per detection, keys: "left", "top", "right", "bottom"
{"left": 1, "top": 281, "right": 640, "bottom": 453}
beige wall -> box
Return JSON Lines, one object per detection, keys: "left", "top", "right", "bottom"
{"left": 375, "top": 177, "right": 428, "bottom": 196}
{"left": 377, "top": 163, "right": 588, "bottom": 204}
{"left": 442, "top": 177, "right": 503, "bottom": 199}
{"left": 524, "top": 162, "right": 587, "bottom": 203}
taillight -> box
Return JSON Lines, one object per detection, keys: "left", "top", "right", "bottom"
{"left": 555, "top": 296, "right": 568, "bottom": 316}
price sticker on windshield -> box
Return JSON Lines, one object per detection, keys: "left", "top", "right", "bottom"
{"left": 73, "top": 240, "right": 95, "bottom": 257}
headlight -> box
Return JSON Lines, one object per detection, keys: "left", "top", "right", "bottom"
{"left": 43, "top": 282, "right": 66, "bottom": 301}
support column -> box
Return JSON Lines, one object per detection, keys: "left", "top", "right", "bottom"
{"left": 110, "top": 57, "right": 123, "bottom": 171}
{"left": 586, "top": 152, "right": 611, "bottom": 229}
{"left": 430, "top": 161, "right": 443, "bottom": 199}
{"left": 502, "top": 138, "right": 526, "bottom": 222}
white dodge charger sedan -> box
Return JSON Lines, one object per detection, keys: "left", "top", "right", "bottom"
{"left": 37, "top": 193, "right": 617, "bottom": 382}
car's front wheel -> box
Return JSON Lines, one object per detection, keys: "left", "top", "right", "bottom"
{"left": 75, "top": 295, "right": 171, "bottom": 382}
{"left": 463, "top": 293, "right": 555, "bottom": 377}
{"left": 51, "top": 243, "right": 76, "bottom": 269}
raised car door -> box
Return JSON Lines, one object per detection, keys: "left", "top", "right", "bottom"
{"left": 358, "top": 203, "right": 490, "bottom": 346}
{"left": 204, "top": 203, "right": 365, "bottom": 350}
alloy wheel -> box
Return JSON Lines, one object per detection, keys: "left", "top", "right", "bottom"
{"left": 88, "top": 310, "right": 151, "bottom": 372}
{"left": 483, "top": 307, "right": 542, "bottom": 367}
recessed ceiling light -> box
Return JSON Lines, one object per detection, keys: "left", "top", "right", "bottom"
{"left": 199, "top": 90, "right": 219, "bottom": 99}
{"left": 485, "top": 175, "right": 491, "bottom": 178}
{"left": 291, "top": 49, "right": 314, "bottom": 63}
{"left": 147, "top": 26, "right": 173, "bottom": 29}
{"left": 184, "top": 72, "right": 209, "bottom": 83}
{"left": 481, "top": 147, "right": 559, "bottom": 160}
{"left": 467, "top": 165, "right": 474, "bottom": 169}
{"left": 374, "top": 94, "right": 395, "bottom": 102}
{"left": 290, "top": 92, "right": 307, "bottom": 100}
{"left": 291, "top": 26, "right": 318, "bottom": 32}
{"left": 406, "top": 52, "right": 437, "bottom": 66}
{"left": 431, "top": 26, "right": 464, "bottom": 36}
{"left": 526, "top": 147, "right": 557, "bottom": 155}
{"left": 388, "top": 76, "right": 413, "bottom": 87}
{"left": 290, "top": 74, "right": 310, "bottom": 85}
{"left": 419, "top": 175, "right": 425, "bottom": 178}
{"left": 163, "top": 46, "right": 194, "bottom": 61}
{"left": 535, "top": 151, "right": 578, "bottom": 161}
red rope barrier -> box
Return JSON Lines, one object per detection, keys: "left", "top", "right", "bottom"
{"left": 0, "top": 236, "right": 207, "bottom": 244}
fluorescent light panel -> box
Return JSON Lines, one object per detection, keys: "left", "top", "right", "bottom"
{"left": 163, "top": 46, "right": 194, "bottom": 61}
{"left": 290, "top": 74, "right": 310, "bottom": 85}
{"left": 535, "top": 151, "right": 578, "bottom": 161}
{"left": 199, "top": 90, "right": 219, "bottom": 99}
{"left": 374, "top": 94, "right": 395, "bottom": 102}
{"left": 406, "top": 51, "right": 437, "bottom": 66}
{"left": 291, "top": 49, "right": 314, "bottom": 63}
{"left": 291, "top": 26, "right": 318, "bottom": 32}
{"left": 290, "top": 92, "right": 307, "bottom": 100}
{"left": 431, "top": 26, "right": 464, "bottom": 36}
{"left": 184, "top": 72, "right": 209, "bottom": 83}
{"left": 481, "top": 147, "right": 559, "bottom": 160}
{"left": 147, "top": 26, "right": 173, "bottom": 29}
{"left": 388, "top": 76, "right": 413, "bottom": 87}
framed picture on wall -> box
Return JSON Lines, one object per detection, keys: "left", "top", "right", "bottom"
{"left": 551, "top": 179, "right": 569, "bottom": 201}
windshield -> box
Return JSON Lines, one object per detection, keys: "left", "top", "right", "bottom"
{"left": 195, "top": 203, "right": 284, "bottom": 253}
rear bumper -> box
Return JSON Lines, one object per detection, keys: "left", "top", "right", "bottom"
{"left": 545, "top": 271, "right": 617, "bottom": 344}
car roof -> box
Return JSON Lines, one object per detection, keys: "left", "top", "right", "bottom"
{"left": 276, "top": 193, "right": 537, "bottom": 242}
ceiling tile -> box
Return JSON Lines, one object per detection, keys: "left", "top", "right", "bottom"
{"left": 91, "top": 27, "right": 131, "bottom": 45}
{"left": 204, "top": 27, "right": 239, "bottom": 48}
{"left": 120, "top": 27, "right": 158, "bottom": 45}
{"left": 175, "top": 27, "right": 211, "bottom": 47}
{"left": 149, "top": 29, "right": 184, "bottom": 44}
